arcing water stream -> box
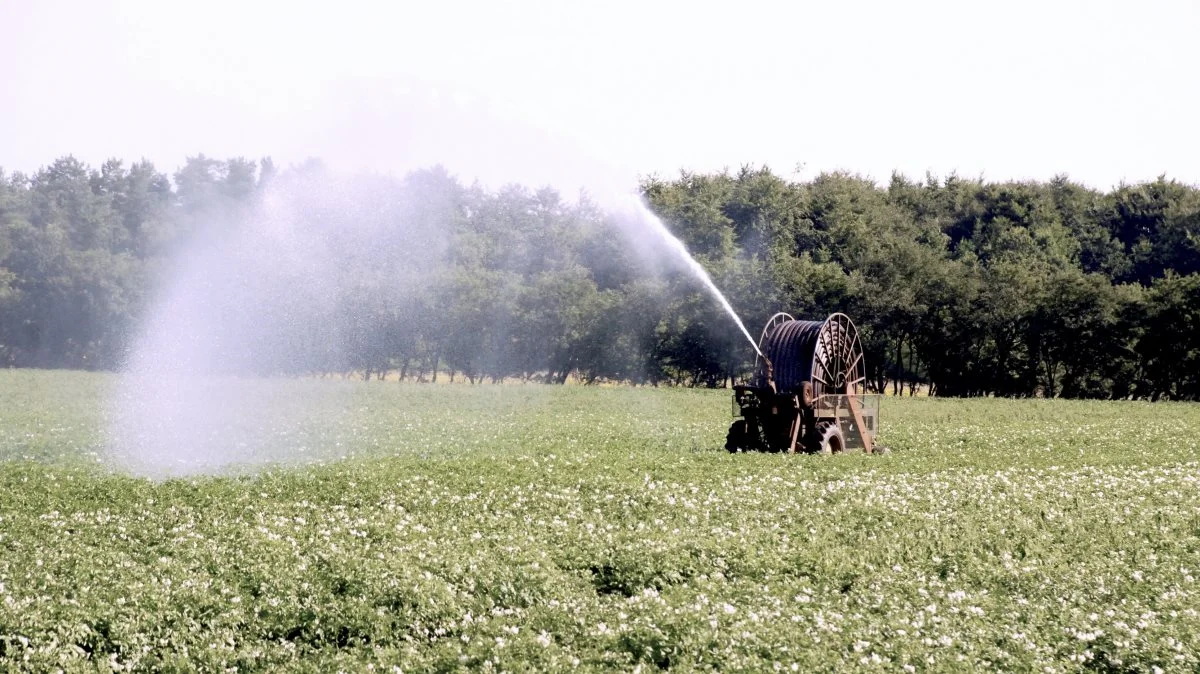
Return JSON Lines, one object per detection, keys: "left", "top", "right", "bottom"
{"left": 627, "top": 196, "right": 763, "bottom": 357}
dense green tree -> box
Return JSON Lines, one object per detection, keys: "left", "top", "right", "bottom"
{"left": 2, "top": 154, "right": 1200, "bottom": 398}
{"left": 1134, "top": 273, "right": 1200, "bottom": 400}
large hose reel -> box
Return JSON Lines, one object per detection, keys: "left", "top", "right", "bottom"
{"left": 728, "top": 312, "right": 878, "bottom": 454}
{"left": 755, "top": 312, "right": 866, "bottom": 399}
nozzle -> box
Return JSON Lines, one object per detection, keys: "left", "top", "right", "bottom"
{"left": 763, "top": 356, "right": 777, "bottom": 394}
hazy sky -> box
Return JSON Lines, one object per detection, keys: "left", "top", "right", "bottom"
{"left": 2, "top": 0, "right": 1197, "bottom": 191}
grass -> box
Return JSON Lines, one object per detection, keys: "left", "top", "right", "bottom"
{"left": 1, "top": 369, "right": 1199, "bottom": 671}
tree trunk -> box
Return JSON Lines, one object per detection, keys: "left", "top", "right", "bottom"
{"left": 893, "top": 338, "right": 902, "bottom": 396}
{"left": 907, "top": 347, "right": 916, "bottom": 395}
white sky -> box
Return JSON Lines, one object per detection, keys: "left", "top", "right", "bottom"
{"left": 1, "top": 0, "right": 1197, "bottom": 192}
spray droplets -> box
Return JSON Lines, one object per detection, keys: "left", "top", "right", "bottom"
{"left": 105, "top": 169, "right": 760, "bottom": 477}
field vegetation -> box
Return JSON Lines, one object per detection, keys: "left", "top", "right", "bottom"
{"left": 2, "top": 370, "right": 1199, "bottom": 671}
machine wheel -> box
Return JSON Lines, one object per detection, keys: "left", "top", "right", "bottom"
{"left": 726, "top": 420, "right": 747, "bottom": 453}
{"left": 814, "top": 420, "right": 845, "bottom": 454}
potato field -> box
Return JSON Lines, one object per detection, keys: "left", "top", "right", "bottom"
{"left": 1, "top": 370, "right": 1199, "bottom": 671}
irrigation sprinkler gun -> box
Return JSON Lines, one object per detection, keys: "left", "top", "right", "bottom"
{"left": 726, "top": 312, "right": 883, "bottom": 454}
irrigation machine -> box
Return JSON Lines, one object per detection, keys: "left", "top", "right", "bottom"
{"left": 726, "top": 312, "right": 883, "bottom": 454}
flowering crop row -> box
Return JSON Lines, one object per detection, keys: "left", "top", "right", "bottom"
{"left": 1, "top": 371, "right": 1198, "bottom": 671}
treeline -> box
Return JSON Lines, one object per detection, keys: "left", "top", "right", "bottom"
{"left": 1, "top": 155, "right": 1198, "bottom": 399}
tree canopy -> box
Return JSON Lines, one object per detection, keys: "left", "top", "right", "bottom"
{"left": 2, "top": 156, "right": 1198, "bottom": 399}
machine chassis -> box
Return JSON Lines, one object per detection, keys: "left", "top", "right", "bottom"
{"left": 729, "top": 386, "right": 880, "bottom": 454}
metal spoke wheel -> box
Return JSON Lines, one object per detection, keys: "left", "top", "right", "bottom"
{"left": 810, "top": 313, "right": 866, "bottom": 399}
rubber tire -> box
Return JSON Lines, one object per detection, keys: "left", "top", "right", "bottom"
{"left": 726, "top": 421, "right": 746, "bottom": 453}
{"left": 815, "top": 420, "right": 845, "bottom": 454}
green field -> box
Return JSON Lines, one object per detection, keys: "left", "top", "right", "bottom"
{"left": 2, "top": 370, "right": 1199, "bottom": 672}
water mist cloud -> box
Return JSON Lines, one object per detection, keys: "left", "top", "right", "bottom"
{"left": 103, "top": 83, "right": 750, "bottom": 478}
{"left": 105, "top": 167, "right": 453, "bottom": 476}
